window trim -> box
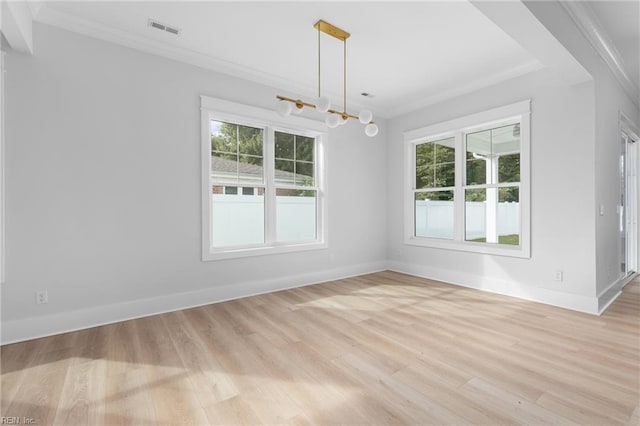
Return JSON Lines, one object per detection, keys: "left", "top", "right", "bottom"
{"left": 201, "top": 96, "right": 327, "bottom": 261}
{"left": 403, "top": 100, "right": 531, "bottom": 258}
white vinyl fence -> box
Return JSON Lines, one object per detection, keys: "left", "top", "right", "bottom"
{"left": 211, "top": 194, "right": 316, "bottom": 246}
{"left": 415, "top": 200, "right": 519, "bottom": 240}
{"left": 211, "top": 196, "right": 518, "bottom": 246}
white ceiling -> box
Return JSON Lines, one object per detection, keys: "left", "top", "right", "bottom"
{"left": 26, "top": 1, "right": 640, "bottom": 118}
{"left": 34, "top": 1, "right": 546, "bottom": 118}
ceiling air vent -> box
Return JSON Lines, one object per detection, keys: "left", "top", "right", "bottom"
{"left": 147, "top": 19, "right": 182, "bottom": 36}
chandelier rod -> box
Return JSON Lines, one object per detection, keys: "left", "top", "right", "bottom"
{"left": 318, "top": 25, "right": 321, "bottom": 99}
{"left": 343, "top": 38, "right": 347, "bottom": 114}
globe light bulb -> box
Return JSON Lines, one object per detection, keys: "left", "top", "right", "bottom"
{"left": 316, "top": 96, "right": 331, "bottom": 113}
{"left": 365, "top": 123, "right": 379, "bottom": 137}
{"left": 325, "top": 114, "right": 340, "bottom": 128}
{"left": 276, "top": 100, "right": 293, "bottom": 117}
{"left": 359, "top": 110, "right": 373, "bottom": 124}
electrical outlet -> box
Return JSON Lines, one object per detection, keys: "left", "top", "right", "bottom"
{"left": 36, "top": 290, "right": 48, "bottom": 304}
{"left": 554, "top": 271, "right": 563, "bottom": 282}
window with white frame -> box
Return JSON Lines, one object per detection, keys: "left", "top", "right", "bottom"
{"left": 201, "top": 96, "right": 326, "bottom": 260}
{"left": 404, "top": 100, "right": 530, "bottom": 258}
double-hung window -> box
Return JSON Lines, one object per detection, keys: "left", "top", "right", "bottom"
{"left": 405, "top": 100, "right": 530, "bottom": 258}
{"left": 201, "top": 96, "right": 326, "bottom": 260}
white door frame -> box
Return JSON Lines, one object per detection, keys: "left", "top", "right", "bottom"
{"left": 620, "top": 111, "right": 640, "bottom": 283}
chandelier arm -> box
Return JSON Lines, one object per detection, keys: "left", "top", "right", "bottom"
{"left": 276, "top": 95, "right": 374, "bottom": 123}
{"left": 276, "top": 95, "right": 315, "bottom": 109}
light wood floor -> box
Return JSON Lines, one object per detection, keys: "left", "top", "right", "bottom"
{"left": 1, "top": 271, "right": 639, "bottom": 425}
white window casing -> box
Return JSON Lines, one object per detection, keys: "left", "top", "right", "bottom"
{"left": 201, "top": 96, "right": 327, "bottom": 261}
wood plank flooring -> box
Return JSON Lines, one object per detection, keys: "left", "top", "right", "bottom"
{"left": 1, "top": 271, "right": 638, "bottom": 425}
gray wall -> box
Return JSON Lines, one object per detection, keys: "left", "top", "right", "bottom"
{"left": 2, "top": 23, "right": 387, "bottom": 342}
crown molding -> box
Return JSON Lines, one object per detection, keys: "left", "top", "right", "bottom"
{"left": 561, "top": 1, "right": 639, "bottom": 108}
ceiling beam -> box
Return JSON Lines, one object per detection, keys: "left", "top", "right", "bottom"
{"left": 1, "top": 1, "right": 35, "bottom": 54}
{"left": 470, "top": 0, "right": 591, "bottom": 87}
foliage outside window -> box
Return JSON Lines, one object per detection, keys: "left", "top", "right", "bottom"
{"left": 405, "top": 100, "right": 530, "bottom": 258}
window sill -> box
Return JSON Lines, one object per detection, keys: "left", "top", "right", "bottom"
{"left": 405, "top": 237, "right": 530, "bottom": 259}
{"left": 203, "top": 241, "right": 328, "bottom": 261}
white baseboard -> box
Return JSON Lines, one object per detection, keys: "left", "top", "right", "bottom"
{"left": 1, "top": 260, "right": 388, "bottom": 345}
{"left": 4, "top": 259, "right": 627, "bottom": 345}
{"left": 596, "top": 272, "right": 636, "bottom": 314}
{"left": 388, "top": 260, "right": 600, "bottom": 315}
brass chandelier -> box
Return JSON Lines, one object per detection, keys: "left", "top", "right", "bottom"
{"left": 276, "top": 20, "right": 379, "bottom": 137}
